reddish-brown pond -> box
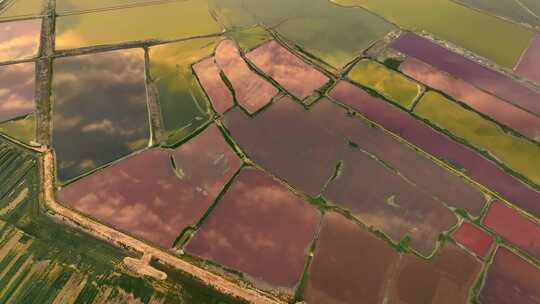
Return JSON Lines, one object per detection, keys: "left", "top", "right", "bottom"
{"left": 483, "top": 201, "right": 540, "bottom": 260}
{"left": 304, "top": 211, "right": 400, "bottom": 304}
{"left": 453, "top": 222, "right": 493, "bottom": 258}
{"left": 185, "top": 167, "right": 321, "bottom": 291}
{"left": 222, "top": 96, "right": 344, "bottom": 196}
{"left": 311, "top": 98, "right": 486, "bottom": 216}
{"left": 480, "top": 247, "right": 540, "bottom": 304}
{"left": 58, "top": 125, "right": 241, "bottom": 248}
{"left": 388, "top": 242, "right": 481, "bottom": 304}
{"left": 324, "top": 147, "right": 457, "bottom": 256}
{"left": 329, "top": 80, "right": 540, "bottom": 218}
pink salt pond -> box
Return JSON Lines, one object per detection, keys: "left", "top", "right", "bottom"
{"left": 185, "top": 167, "right": 320, "bottom": 292}
{"left": 215, "top": 39, "right": 278, "bottom": 114}
{"left": 329, "top": 80, "right": 540, "bottom": 218}
{"left": 516, "top": 34, "right": 540, "bottom": 85}
{"left": 0, "top": 62, "right": 35, "bottom": 122}
{"left": 480, "top": 247, "right": 540, "bottom": 304}
{"left": 453, "top": 222, "right": 493, "bottom": 258}
{"left": 0, "top": 18, "right": 41, "bottom": 63}
{"left": 401, "top": 57, "right": 540, "bottom": 141}
{"left": 483, "top": 201, "right": 540, "bottom": 260}
{"left": 388, "top": 242, "right": 481, "bottom": 304}
{"left": 193, "top": 57, "right": 234, "bottom": 114}
{"left": 304, "top": 211, "right": 400, "bottom": 304}
{"left": 58, "top": 125, "right": 241, "bottom": 248}
{"left": 245, "top": 40, "right": 329, "bottom": 100}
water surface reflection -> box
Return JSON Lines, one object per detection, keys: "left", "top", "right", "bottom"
{"left": 0, "top": 62, "right": 35, "bottom": 122}
{"left": 52, "top": 49, "right": 149, "bottom": 182}
{"left": 245, "top": 40, "right": 329, "bottom": 100}
{"left": 59, "top": 125, "right": 241, "bottom": 248}
{"left": 0, "top": 19, "right": 41, "bottom": 63}
{"left": 329, "top": 80, "right": 540, "bottom": 218}
{"left": 186, "top": 167, "right": 320, "bottom": 291}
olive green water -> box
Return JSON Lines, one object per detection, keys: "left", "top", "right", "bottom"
{"left": 331, "top": 0, "right": 534, "bottom": 68}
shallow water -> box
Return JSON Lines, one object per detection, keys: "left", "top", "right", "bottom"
{"left": 55, "top": 0, "right": 222, "bottom": 50}
{"left": 415, "top": 91, "right": 540, "bottom": 187}
{"left": 223, "top": 97, "right": 343, "bottom": 196}
{"left": 516, "top": 34, "right": 540, "bottom": 85}
{"left": 388, "top": 243, "right": 481, "bottom": 304}
{"left": 324, "top": 147, "right": 457, "bottom": 255}
{"left": 149, "top": 37, "right": 222, "bottom": 145}
{"left": 0, "top": 63, "right": 35, "bottom": 122}
{"left": 401, "top": 57, "right": 540, "bottom": 141}
{"left": 0, "top": 19, "right": 41, "bottom": 63}
{"left": 0, "top": 0, "right": 43, "bottom": 20}
{"left": 246, "top": 40, "right": 329, "bottom": 100}
{"left": 186, "top": 167, "right": 320, "bottom": 291}
{"left": 480, "top": 247, "right": 540, "bottom": 304}
{"left": 483, "top": 201, "right": 540, "bottom": 260}
{"left": 59, "top": 125, "right": 241, "bottom": 248}
{"left": 311, "top": 99, "right": 486, "bottom": 216}
{"left": 348, "top": 59, "right": 422, "bottom": 109}
{"left": 329, "top": 80, "right": 540, "bottom": 218}
{"left": 208, "top": 0, "right": 394, "bottom": 69}
{"left": 304, "top": 211, "right": 400, "bottom": 304}
{"left": 52, "top": 49, "right": 149, "bottom": 182}
{"left": 214, "top": 40, "right": 278, "bottom": 114}
{"left": 193, "top": 57, "right": 234, "bottom": 114}
{"left": 333, "top": 0, "right": 534, "bottom": 68}
{"left": 391, "top": 33, "right": 540, "bottom": 115}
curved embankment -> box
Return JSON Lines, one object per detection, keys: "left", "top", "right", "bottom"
{"left": 41, "top": 150, "right": 281, "bottom": 304}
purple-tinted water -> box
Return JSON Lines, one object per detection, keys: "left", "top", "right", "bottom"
{"left": 186, "top": 167, "right": 320, "bottom": 291}
{"left": 388, "top": 243, "right": 481, "bottom": 304}
{"left": 480, "top": 247, "right": 540, "bottom": 304}
{"left": 311, "top": 99, "right": 486, "bottom": 216}
{"left": 516, "top": 34, "right": 540, "bottom": 85}
{"left": 391, "top": 32, "right": 540, "bottom": 115}
{"left": 245, "top": 40, "right": 329, "bottom": 100}
{"left": 58, "top": 125, "right": 241, "bottom": 248}
{"left": 193, "top": 57, "right": 234, "bottom": 114}
{"left": 0, "top": 63, "right": 35, "bottom": 122}
{"left": 223, "top": 97, "right": 343, "bottom": 196}
{"left": 215, "top": 39, "right": 278, "bottom": 114}
{"left": 329, "top": 80, "right": 540, "bottom": 218}
{"left": 304, "top": 212, "right": 400, "bottom": 304}
{"left": 0, "top": 19, "right": 41, "bottom": 63}
{"left": 401, "top": 57, "right": 540, "bottom": 141}
{"left": 324, "top": 147, "right": 457, "bottom": 256}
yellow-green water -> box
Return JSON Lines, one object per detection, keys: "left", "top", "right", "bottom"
{"left": 348, "top": 59, "right": 422, "bottom": 109}
{"left": 415, "top": 91, "right": 540, "bottom": 186}
{"left": 332, "top": 0, "right": 534, "bottom": 68}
